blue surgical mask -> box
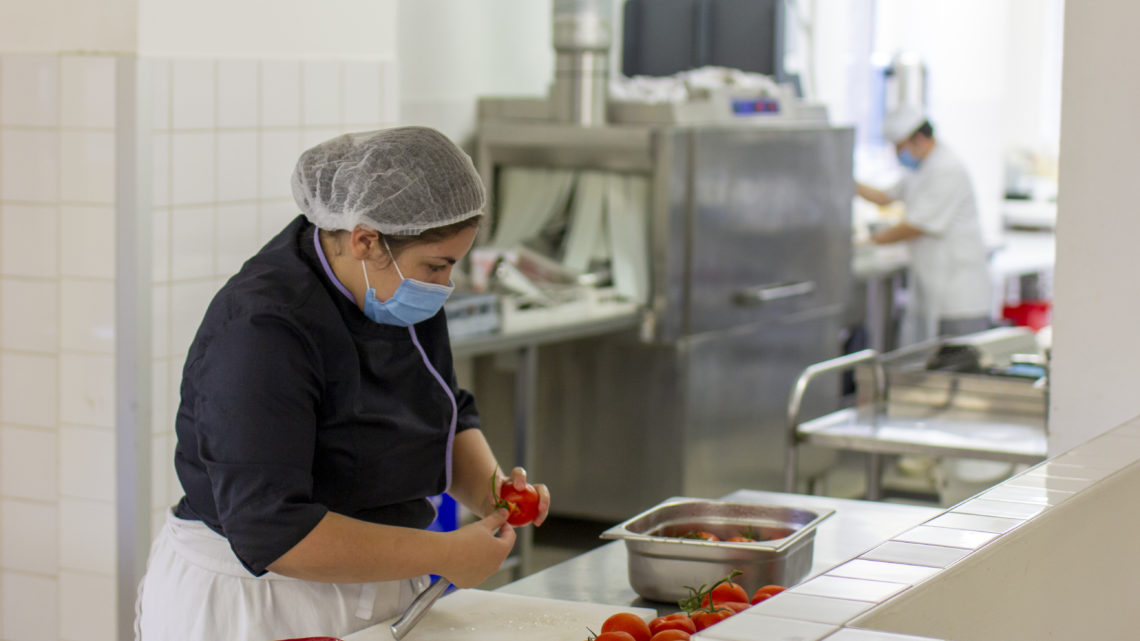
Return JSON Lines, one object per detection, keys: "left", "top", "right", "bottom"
{"left": 897, "top": 148, "right": 921, "bottom": 170}
{"left": 360, "top": 238, "right": 454, "bottom": 326}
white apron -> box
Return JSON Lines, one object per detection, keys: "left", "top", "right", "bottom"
{"left": 136, "top": 510, "right": 429, "bottom": 641}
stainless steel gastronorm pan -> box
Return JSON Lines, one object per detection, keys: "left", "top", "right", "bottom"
{"left": 600, "top": 498, "right": 834, "bottom": 602}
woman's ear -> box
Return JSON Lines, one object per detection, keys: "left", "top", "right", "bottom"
{"left": 348, "top": 226, "right": 383, "bottom": 261}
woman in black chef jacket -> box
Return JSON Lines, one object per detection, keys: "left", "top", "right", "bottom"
{"left": 136, "top": 127, "right": 550, "bottom": 641}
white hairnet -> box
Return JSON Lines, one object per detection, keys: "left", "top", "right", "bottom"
{"left": 292, "top": 126, "right": 485, "bottom": 236}
{"left": 882, "top": 105, "right": 927, "bottom": 144}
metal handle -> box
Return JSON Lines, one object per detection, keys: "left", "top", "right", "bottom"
{"left": 390, "top": 576, "right": 451, "bottom": 640}
{"left": 733, "top": 280, "right": 816, "bottom": 306}
{"left": 784, "top": 349, "right": 886, "bottom": 494}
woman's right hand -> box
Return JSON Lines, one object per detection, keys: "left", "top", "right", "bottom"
{"left": 443, "top": 509, "right": 516, "bottom": 588}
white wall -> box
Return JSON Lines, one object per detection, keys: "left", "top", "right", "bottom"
{"left": 396, "top": 0, "right": 554, "bottom": 146}
{"left": 1048, "top": 0, "right": 1140, "bottom": 453}
{"left": 0, "top": 0, "right": 138, "bottom": 52}
{"left": 138, "top": 0, "right": 397, "bottom": 57}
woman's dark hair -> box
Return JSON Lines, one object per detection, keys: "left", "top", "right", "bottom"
{"left": 915, "top": 120, "right": 935, "bottom": 139}
{"left": 381, "top": 214, "right": 483, "bottom": 258}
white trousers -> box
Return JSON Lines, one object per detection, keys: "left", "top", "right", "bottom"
{"left": 136, "top": 510, "right": 429, "bottom": 641}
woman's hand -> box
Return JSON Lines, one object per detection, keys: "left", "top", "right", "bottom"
{"left": 502, "top": 466, "right": 551, "bottom": 527}
{"left": 443, "top": 509, "right": 516, "bottom": 588}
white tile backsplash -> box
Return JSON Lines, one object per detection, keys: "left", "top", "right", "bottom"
{"left": 171, "top": 59, "right": 216, "bottom": 130}
{"left": 259, "top": 204, "right": 300, "bottom": 243}
{"left": 152, "top": 132, "right": 171, "bottom": 207}
{"left": 0, "top": 425, "right": 58, "bottom": 500}
{"left": 151, "top": 284, "right": 170, "bottom": 357}
{"left": 697, "top": 613, "right": 837, "bottom": 641}
{"left": 1, "top": 571, "right": 59, "bottom": 641}
{"left": 0, "top": 353, "right": 58, "bottom": 427}
{"left": 923, "top": 512, "right": 1023, "bottom": 534}
{"left": 1, "top": 54, "right": 59, "bottom": 127}
{"left": 860, "top": 541, "right": 970, "bottom": 569}
{"left": 59, "top": 205, "right": 115, "bottom": 279}
{"left": 59, "top": 498, "right": 115, "bottom": 574}
{"left": 824, "top": 629, "right": 943, "bottom": 641}
{"left": 215, "top": 203, "right": 260, "bottom": 275}
{"left": 303, "top": 126, "right": 346, "bottom": 151}
{"left": 826, "top": 560, "right": 940, "bottom": 586}
{"left": 0, "top": 204, "right": 58, "bottom": 277}
{"left": 979, "top": 483, "right": 1073, "bottom": 506}
{"left": 60, "top": 278, "right": 114, "bottom": 353}
{"left": 60, "top": 56, "right": 116, "bottom": 129}
{"left": 217, "top": 131, "right": 260, "bottom": 201}
{"left": 58, "top": 352, "right": 115, "bottom": 428}
{"left": 891, "top": 526, "right": 997, "bottom": 550}
{"left": 259, "top": 129, "right": 302, "bottom": 201}
{"left": 261, "top": 60, "right": 302, "bottom": 128}
{"left": 343, "top": 61, "right": 383, "bottom": 125}
{"left": 60, "top": 130, "right": 116, "bottom": 204}
{"left": 747, "top": 593, "right": 875, "bottom": 626}
{"left": 0, "top": 498, "right": 59, "bottom": 573}
{"left": 953, "top": 498, "right": 1046, "bottom": 520}
{"left": 380, "top": 61, "right": 399, "bottom": 123}
{"left": 1004, "top": 471, "right": 1093, "bottom": 494}
{"left": 151, "top": 432, "right": 171, "bottom": 509}
{"left": 217, "top": 59, "right": 260, "bottom": 129}
{"left": 0, "top": 278, "right": 59, "bottom": 352}
{"left": 170, "top": 132, "right": 217, "bottom": 205}
{"left": 792, "top": 576, "right": 908, "bottom": 603}
{"left": 0, "top": 129, "right": 60, "bottom": 203}
{"left": 170, "top": 206, "right": 216, "bottom": 279}
{"left": 303, "top": 61, "right": 342, "bottom": 126}
{"left": 59, "top": 570, "right": 115, "bottom": 641}
{"left": 152, "top": 207, "right": 171, "bottom": 283}
{"left": 59, "top": 426, "right": 114, "bottom": 501}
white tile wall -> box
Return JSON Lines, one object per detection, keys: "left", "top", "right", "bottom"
{"left": 303, "top": 61, "right": 342, "bottom": 126}
{"left": 151, "top": 284, "right": 170, "bottom": 357}
{"left": 1, "top": 54, "right": 59, "bottom": 127}
{"left": 60, "top": 130, "right": 116, "bottom": 204}
{"left": 261, "top": 60, "right": 302, "bottom": 128}
{"left": 59, "top": 571, "right": 115, "bottom": 641}
{"left": 343, "top": 61, "right": 384, "bottom": 125}
{"left": 259, "top": 129, "right": 302, "bottom": 200}
{"left": 0, "top": 353, "right": 58, "bottom": 427}
{"left": 58, "top": 352, "right": 115, "bottom": 428}
{"left": 217, "top": 131, "right": 260, "bottom": 201}
{"left": 59, "top": 498, "right": 115, "bottom": 574}
{"left": 59, "top": 278, "right": 115, "bottom": 353}
{"left": 148, "top": 58, "right": 171, "bottom": 131}
{"left": 1, "top": 571, "right": 59, "bottom": 641}
{"left": 169, "top": 280, "right": 217, "bottom": 354}
{"left": 152, "top": 206, "right": 171, "bottom": 282}
{"left": 0, "top": 426, "right": 58, "bottom": 500}
{"left": 217, "top": 59, "right": 259, "bottom": 129}
{"left": 0, "top": 204, "right": 59, "bottom": 277}
{"left": 59, "top": 205, "right": 115, "bottom": 279}
{"left": 0, "top": 130, "right": 60, "bottom": 202}
{"left": 171, "top": 59, "right": 215, "bottom": 130}
{"left": 59, "top": 425, "right": 115, "bottom": 501}
{"left": 170, "top": 132, "right": 216, "bottom": 205}
{"left": 170, "top": 206, "right": 216, "bottom": 279}
{"left": 60, "top": 56, "right": 116, "bottom": 129}
{"left": 0, "top": 498, "right": 59, "bottom": 573}
{"left": 0, "top": 278, "right": 60, "bottom": 352}
{"left": 215, "top": 203, "right": 260, "bottom": 274}
{"left": 152, "top": 132, "right": 171, "bottom": 207}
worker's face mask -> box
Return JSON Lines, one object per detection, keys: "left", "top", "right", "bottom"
{"left": 360, "top": 237, "right": 454, "bottom": 326}
{"left": 897, "top": 147, "right": 921, "bottom": 170}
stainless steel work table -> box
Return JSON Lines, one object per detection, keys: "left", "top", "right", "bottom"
{"left": 495, "top": 489, "right": 941, "bottom": 613}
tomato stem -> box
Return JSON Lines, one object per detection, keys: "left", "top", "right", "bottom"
{"left": 677, "top": 569, "right": 745, "bottom": 614}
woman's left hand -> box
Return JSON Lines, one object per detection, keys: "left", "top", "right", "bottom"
{"left": 502, "top": 466, "right": 551, "bottom": 527}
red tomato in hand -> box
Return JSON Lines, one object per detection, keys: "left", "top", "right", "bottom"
{"left": 601, "top": 612, "right": 651, "bottom": 641}
{"left": 650, "top": 630, "right": 690, "bottom": 641}
{"left": 649, "top": 613, "right": 696, "bottom": 635}
{"left": 594, "top": 633, "right": 636, "bottom": 641}
{"left": 692, "top": 609, "right": 734, "bottom": 631}
{"left": 498, "top": 481, "right": 540, "bottom": 526}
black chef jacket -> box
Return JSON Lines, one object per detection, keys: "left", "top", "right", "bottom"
{"left": 172, "top": 215, "right": 480, "bottom": 576}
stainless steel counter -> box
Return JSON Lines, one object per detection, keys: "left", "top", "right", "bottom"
{"left": 496, "top": 490, "right": 941, "bottom": 614}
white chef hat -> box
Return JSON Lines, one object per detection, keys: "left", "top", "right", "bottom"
{"left": 291, "top": 126, "right": 485, "bottom": 236}
{"left": 882, "top": 105, "right": 927, "bottom": 144}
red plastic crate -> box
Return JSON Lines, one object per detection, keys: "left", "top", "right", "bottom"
{"left": 1002, "top": 300, "right": 1052, "bottom": 331}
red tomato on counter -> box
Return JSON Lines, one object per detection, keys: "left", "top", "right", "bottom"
{"left": 649, "top": 613, "right": 696, "bottom": 635}
{"left": 709, "top": 580, "right": 749, "bottom": 606}
{"left": 594, "top": 632, "right": 636, "bottom": 641}
{"left": 650, "top": 630, "right": 691, "bottom": 641}
{"left": 497, "top": 481, "right": 540, "bottom": 526}
{"left": 601, "top": 612, "right": 651, "bottom": 641}
{"left": 691, "top": 609, "right": 733, "bottom": 631}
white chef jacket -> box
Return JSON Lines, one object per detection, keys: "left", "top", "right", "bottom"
{"left": 886, "top": 144, "right": 991, "bottom": 342}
